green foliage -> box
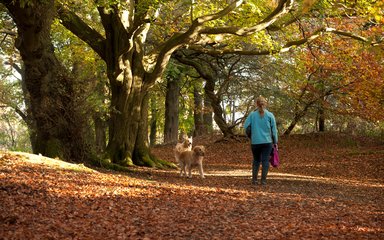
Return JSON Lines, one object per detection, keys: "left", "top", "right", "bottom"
{"left": 176, "top": 75, "right": 196, "bottom": 136}
{"left": 0, "top": 108, "right": 31, "bottom": 152}
{"left": 0, "top": 61, "right": 31, "bottom": 151}
{"left": 193, "top": 0, "right": 268, "bottom": 25}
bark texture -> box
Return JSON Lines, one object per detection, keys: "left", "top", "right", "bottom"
{"left": 2, "top": 0, "right": 90, "bottom": 161}
{"left": 164, "top": 78, "right": 180, "bottom": 144}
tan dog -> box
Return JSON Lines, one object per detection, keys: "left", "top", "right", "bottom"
{"left": 174, "top": 135, "right": 192, "bottom": 152}
{"left": 178, "top": 145, "right": 206, "bottom": 178}
{"left": 174, "top": 135, "right": 192, "bottom": 168}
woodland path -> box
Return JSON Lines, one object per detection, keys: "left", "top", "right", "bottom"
{"left": 1, "top": 133, "right": 383, "bottom": 239}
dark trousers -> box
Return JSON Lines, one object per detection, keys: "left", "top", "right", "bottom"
{"left": 251, "top": 143, "right": 273, "bottom": 184}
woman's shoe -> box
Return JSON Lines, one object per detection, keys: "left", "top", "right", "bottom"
{"left": 261, "top": 180, "right": 267, "bottom": 186}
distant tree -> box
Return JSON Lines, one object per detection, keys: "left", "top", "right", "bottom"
{"left": 174, "top": 51, "right": 248, "bottom": 138}
{"left": 163, "top": 63, "right": 182, "bottom": 144}
{"left": 193, "top": 78, "right": 207, "bottom": 137}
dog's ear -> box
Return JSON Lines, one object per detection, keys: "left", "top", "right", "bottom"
{"left": 178, "top": 133, "right": 187, "bottom": 143}
{"left": 193, "top": 146, "right": 205, "bottom": 153}
{"left": 193, "top": 146, "right": 200, "bottom": 153}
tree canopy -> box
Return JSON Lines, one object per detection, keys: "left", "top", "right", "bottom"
{"left": 0, "top": 0, "right": 382, "bottom": 163}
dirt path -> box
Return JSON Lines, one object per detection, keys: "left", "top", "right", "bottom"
{"left": 1, "top": 134, "right": 383, "bottom": 239}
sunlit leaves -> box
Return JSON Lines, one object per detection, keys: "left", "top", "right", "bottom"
{"left": 150, "top": 1, "right": 191, "bottom": 44}
{"left": 302, "top": 0, "right": 317, "bottom": 13}
{"left": 300, "top": 34, "right": 384, "bottom": 122}
{"left": 193, "top": 0, "right": 269, "bottom": 27}
{"left": 330, "top": 0, "right": 383, "bottom": 21}
{"left": 151, "top": 0, "right": 269, "bottom": 45}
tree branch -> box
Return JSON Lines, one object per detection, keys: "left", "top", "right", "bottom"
{"left": 0, "top": 29, "right": 17, "bottom": 36}
{"left": 185, "top": 26, "right": 382, "bottom": 56}
{"left": 0, "top": 99, "right": 28, "bottom": 123}
{"left": 56, "top": 3, "right": 106, "bottom": 60}
{"left": 4, "top": 61, "right": 22, "bottom": 75}
{"left": 147, "top": 0, "right": 292, "bottom": 84}
{"left": 199, "top": 0, "right": 293, "bottom": 36}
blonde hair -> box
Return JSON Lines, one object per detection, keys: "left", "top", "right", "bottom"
{"left": 256, "top": 96, "right": 267, "bottom": 115}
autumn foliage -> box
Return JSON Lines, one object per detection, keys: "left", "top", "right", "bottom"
{"left": 300, "top": 17, "right": 384, "bottom": 122}
{"left": 1, "top": 133, "right": 383, "bottom": 239}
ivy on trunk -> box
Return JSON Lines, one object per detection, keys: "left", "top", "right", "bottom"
{"left": 2, "top": 0, "right": 91, "bottom": 162}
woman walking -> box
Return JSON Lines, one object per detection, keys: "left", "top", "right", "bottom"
{"left": 244, "top": 96, "right": 278, "bottom": 185}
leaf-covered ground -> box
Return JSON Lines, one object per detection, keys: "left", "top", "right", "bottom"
{"left": 1, "top": 133, "right": 383, "bottom": 239}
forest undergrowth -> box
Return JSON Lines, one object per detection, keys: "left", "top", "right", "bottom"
{"left": 1, "top": 133, "right": 383, "bottom": 239}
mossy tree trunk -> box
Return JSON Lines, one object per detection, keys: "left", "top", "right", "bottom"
{"left": 105, "top": 65, "right": 145, "bottom": 166}
{"left": 2, "top": 0, "right": 90, "bottom": 161}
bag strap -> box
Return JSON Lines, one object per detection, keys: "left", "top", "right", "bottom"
{"left": 269, "top": 116, "right": 276, "bottom": 145}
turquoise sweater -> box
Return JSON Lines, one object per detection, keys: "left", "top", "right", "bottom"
{"left": 244, "top": 109, "right": 278, "bottom": 145}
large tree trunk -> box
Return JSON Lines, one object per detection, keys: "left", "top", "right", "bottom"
{"left": 106, "top": 82, "right": 172, "bottom": 168}
{"left": 105, "top": 63, "right": 173, "bottom": 168}
{"left": 91, "top": 6, "right": 179, "bottom": 168}
{"left": 106, "top": 70, "right": 144, "bottom": 166}
{"left": 163, "top": 77, "right": 180, "bottom": 144}
{"left": 3, "top": 0, "right": 90, "bottom": 161}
